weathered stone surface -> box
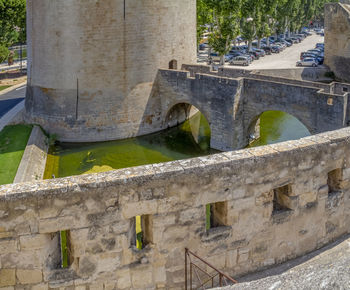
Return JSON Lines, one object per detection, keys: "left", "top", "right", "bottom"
{"left": 19, "top": 234, "right": 51, "bottom": 250}
{"left": 16, "top": 269, "right": 43, "bottom": 284}
{"left": 26, "top": 0, "right": 197, "bottom": 143}
{"left": 0, "top": 269, "right": 16, "bottom": 287}
{"left": 325, "top": 3, "right": 350, "bottom": 83}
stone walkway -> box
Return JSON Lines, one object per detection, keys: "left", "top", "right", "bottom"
{"left": 220, "top": 234, "right": 350, "bottom": 290}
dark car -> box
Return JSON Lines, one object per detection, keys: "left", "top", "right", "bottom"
{"left": 262, "top": 46, "right": 272, "bottom": 55}
{"left": 271, "top": 46, "right": 281, "bottom": 53}
{"left": 300, "top": 52, "right": 319, "bottom": 60}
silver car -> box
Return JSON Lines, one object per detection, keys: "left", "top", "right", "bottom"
{"left": 296, "top": 58, "right": 318, "bottom": 67}
{"left": 230, "top": 56, "right": 251, "bottom": 66}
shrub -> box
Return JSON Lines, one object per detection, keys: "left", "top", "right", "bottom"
{"left": 0, "top": 45, "right": 9, "bottom": 63}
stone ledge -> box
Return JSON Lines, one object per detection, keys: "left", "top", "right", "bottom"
{"left": 13, "top": 125, "right": 49, "bottom": 184}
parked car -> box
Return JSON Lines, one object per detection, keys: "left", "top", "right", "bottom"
{"left": 307, "top": 49, "right": 322, "bottom": 55}
{"left": 271, "top": 45, "right": 282, "bottom": 53}
{"left": 262, "top": 46, "right": 272, "bottom": 55}
{"left": 316, "top": 43, "right": 324, "bottom": 48}
{"left": 296, "top": 58, "right": 318, "bottom": 67}
{"left": 199, "top": 43, "right": 208, "bottom": 50}
{"left": 300, "top": 52, "right": 319, "bottom": 60}
{"left": 230, "top": 56, "right": 251, "bottom": 66}
{"left": 209, "top": 53, "right": 232, "bottom": 63}
{"left": 245, "top": 50, "right": 260, "bottom": 59}
{"left": 229, "top": 51, "right": 253, "bottom": 62}
{"left": 289, "top": 37, "right": 300, "bottom": 43}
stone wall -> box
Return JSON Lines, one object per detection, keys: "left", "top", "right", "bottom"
{"left": 26, "top": 0, "right": 196, "bottom": 142}
{"left": 325, "top": 3, "right": 350, "bottom": 82}
{"left": 0, "top": 127, "right": 350, "bottom": 289}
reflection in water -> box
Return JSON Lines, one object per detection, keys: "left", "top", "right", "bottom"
{"left": 44, "top": 112, "right": 214, "bottom": 179}
{"left": 250, "top": 111, "right": 311, "bottom": 147}
{"left": 44, "top": 110, "right": 311, "bottom": 179}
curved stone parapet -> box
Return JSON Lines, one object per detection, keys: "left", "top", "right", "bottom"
{"left": 0, "top": 127, "right": 349, "bottom": 288}
{"left": 26, "top": 0, "right": 196, "bottom": 142}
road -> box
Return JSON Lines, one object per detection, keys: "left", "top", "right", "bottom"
{"left": 0, "top": 84, "right": 26, "bottom": 118}
{"left": 198, "top": 33, "right": 324, "bottom": 70}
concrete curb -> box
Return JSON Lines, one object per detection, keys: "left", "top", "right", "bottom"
{"left": 0, "top": 81, "right": 26, "bottom": 96}
{"left": 14, "top": 125, "right": 49, "bottom": 183}
{"left": 0, "top": 100, "right": 25, "bottom": 132}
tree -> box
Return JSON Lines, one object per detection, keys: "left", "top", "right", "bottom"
{"left": 0, "top": 0, "right": 26, "bottom": 47}
{"left": 202, "top": 0, "right": 242, "bottom": 65}
{"left": 0, "top": 45, "right": 8, "bottom": 63}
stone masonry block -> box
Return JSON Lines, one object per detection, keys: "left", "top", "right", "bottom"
{"left": 122, "top": 200, "right": 158, "bottom": 219}
{"left": 131, "top": 266, "right": 153, "bottom": 288}
{"left": 0, "top": 239, "right": 18, "bottom": 253}
{"left": 116, "top": 268, "right": 131, "bottom": 289}
{"left": 153, "top": 267, "right": 166, "bottom": 284}
{"left": 20, "top": 234, "right": 51, "bottom": 250}
{"left": 0, "top": 269, "right": 16, "bottom": 287}
{"left": 16, "top": 269, "right": 43, "bottom": 285}
{"left": 31, "top": 284, "right": 49, "bottom": 290}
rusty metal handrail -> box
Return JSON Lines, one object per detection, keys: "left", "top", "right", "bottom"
{"left": 185, "top": 248, "right": 238, "bottom": 289}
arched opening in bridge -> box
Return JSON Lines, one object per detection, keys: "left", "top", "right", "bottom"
{"left": 165, "top": 103, "right": 211, "bottom": 151}
{"left": 248, "top": 111, "right": 311, "bottom": 147}
{"left": 169, "top": 59, "right": 178, "bottom": 70}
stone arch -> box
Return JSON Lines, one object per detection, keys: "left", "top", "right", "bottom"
{"left": 169, "top": 59, "right": 178, "bottom": 70}
{"left": 164, "top": 102, "right": 212, "bottom": 146}
{"left": 245, "top": 110, "right": 312, "bottom": 146}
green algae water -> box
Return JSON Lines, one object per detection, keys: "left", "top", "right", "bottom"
{"left": 44, "top": 112, "right": 213, "bottom": 179}
{"left": 44, "top": 111, "right": 310, "bottom": 179}
{"left": 250, "top": 111, "right": 310, "bottom": 147}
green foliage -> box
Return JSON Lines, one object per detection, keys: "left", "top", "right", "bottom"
{"left": 0, "top": 0, "right": 26, "bottom": 47}
{"left": 0, "top": 45, "right": 9, "bottom": 63}
{"left": 197, "top": 0, "right": 334, "bottom": 56}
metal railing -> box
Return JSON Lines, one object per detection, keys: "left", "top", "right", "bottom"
{"left": 185, "top": 248, "right": 238, "bottom": 289}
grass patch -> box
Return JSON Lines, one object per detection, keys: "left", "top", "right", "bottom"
{"left": 0, "top": 125, "right": 32, "bottom": 185}
{"left": 0, "top": 85, "right": 11, "bottom": 91}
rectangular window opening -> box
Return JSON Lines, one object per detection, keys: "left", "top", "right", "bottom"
{"left": 206, "top": 201, "right": 227, "bottom": 230}
{"left": 272, "top": 185, "right": 293, "bottom": 214}
{"left": 328, "top": 168, "right": 342, "bottom": 196}
{"left": 59, "top": 230, "right": 72, "bottom": 269}
{"left": 343, "top": 87, "right": 348, "bottom": 93}
{"left": 133, "top": 215, "right": 153, "bottom": 250}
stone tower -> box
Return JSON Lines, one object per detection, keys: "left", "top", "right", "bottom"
{"left": 26, "top": 0, "right": 197, "bottom": 142}
{"left": 325, "top": 2, "right": 350, "bottom": 83}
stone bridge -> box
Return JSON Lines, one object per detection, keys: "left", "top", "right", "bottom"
{"left": 139, "top": 65, "right": 350, "bottom": 151}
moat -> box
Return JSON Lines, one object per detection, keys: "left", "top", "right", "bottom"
{"left": 44, "top": 111, "right": 310, "bottom": 179}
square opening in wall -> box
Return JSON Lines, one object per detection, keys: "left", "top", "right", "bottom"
{"left": 328, "top": 168, "right": 342, "bottom": 196}
{"left": 131, "top": 215, "right": 153, "bottom": 250}
{"left": 59, "top": 230, "right": 73, "bottom": 268}
{"left": 206, "top": 201, "right": 228, "bottom": 230}
{"left": 272, "top": 185, "right": 293, "bottom": 215}
{"left": 48, "top": 230, "right": 73, "bottom": 269}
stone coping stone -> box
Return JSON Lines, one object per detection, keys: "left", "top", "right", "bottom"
{"left": 1, "top": 126, "right": 350, "bottom": 201}
{"left": 13, "top": 125, "right": 49, "bottom": 183}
